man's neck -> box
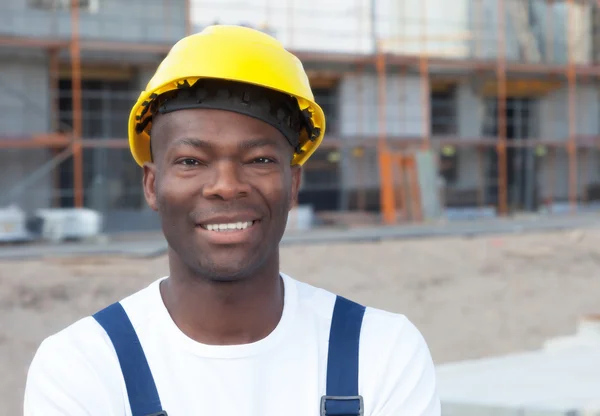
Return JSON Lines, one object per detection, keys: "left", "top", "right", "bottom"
{"left": 160, "top": 255, "right": 284, "bottom": 346}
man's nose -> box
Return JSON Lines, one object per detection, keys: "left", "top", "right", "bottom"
{"left": 201, "top": 161, "right": 252, "bottom": 200}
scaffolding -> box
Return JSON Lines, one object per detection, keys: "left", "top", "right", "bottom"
{"left": 371, "top": 0, "right": 600, "bottom": 223}
{"left": 1, "top": 0, "right": 599, "bottom": 230}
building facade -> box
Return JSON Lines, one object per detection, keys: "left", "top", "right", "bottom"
{"left": 1, "top": 0, "right": 599, "bottom": 230}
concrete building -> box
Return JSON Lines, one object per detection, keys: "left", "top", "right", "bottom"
{"left": 0, "top": 0, "right": 186, "bottom": 230}
{"left": 2, "top": 0, "right": 600, "bottom": 231}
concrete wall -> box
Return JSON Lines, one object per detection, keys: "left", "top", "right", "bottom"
{"left": 0, "top": 0, "right": 186, "bottom": 44}
{"left": 337, "top": 72, "right": 425, "bottom": 191}
{"left": 537, "top": 148, "right": 600, "bottom": 202}
{"left": 452, "top": 83, "right": 485, "bottom": 192}
{"left": 456, "top": 81, "right": 483, "bottom": 138}
{"left": 478, "top": 0, "right": 524, "bottom": 62}
{"left": 136, "top": 67, "right": 158, "bottom": 91}
{"left": 0, "top": 149, "right": 54, "bottom": 212}
{"left": 536, "top": 84, "right": 600, "bottom": 200}
{"left": 479, "top": 0, "right": 592, "bottom": 64}
{"left": 450, "top": 81, "right": 600, "bottom": 202}
{"left": 190, "top": 0, "right": 593, "bottom": 63}
{"left": 192, "top": 0, "right": 374, "bottom": 54}
{"left": 0, "top": 56, "right": 50, "bottom": 136}
{"left": 335, "top": 68, "right": 600, "bottom": 207}
{"left": 336, "top": 76, "right": 489, "bottom": 194}
{"left": 384, "top": 0, "right": 471, "bottom": 58}
{"left": 532, "top": 0, "right": 592, "bottom": 65}
{"left": 0, "top": 56, "right": 53, "bottom": 211}
{"left": 338, "top": 72, "right": 425, "bottom": 138}
{"left": 539, "top": 85, "right": 600, "bottom": 140}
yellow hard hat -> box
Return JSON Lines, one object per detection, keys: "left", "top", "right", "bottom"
{"left": 128, "top": 25, "right": 326, "bottom": 167}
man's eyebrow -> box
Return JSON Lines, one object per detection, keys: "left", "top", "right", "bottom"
{"left": 171, "top": 138, "right": 212, "bottom": 149}
{"left": 238, "top": 138, "right": 280, "bottom": 151}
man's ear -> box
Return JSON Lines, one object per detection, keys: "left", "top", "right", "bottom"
{"left": 289, "top": 164, "right": 302, "bottom": 210}
{"left": 143, "top": 162, "right": 159, "bottom": 212}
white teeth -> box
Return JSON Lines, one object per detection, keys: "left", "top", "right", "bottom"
{"left": 204, "top": 221, "right": 254, "bottom": 232}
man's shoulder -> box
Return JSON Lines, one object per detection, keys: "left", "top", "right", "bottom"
{"left": 24, "top": 310, "right": 129, "bottom": 414}
{"left": 31, "top": 277, "right": 162, "bottom": 364}
{"left": 287, "top": 274, "right": 427, "bottom": 349}
{"left": 361, "top": 307, "right": 439, "bottom": 413}
{"left": 288, "top": 275, "right": 439, "bottom": 412}
{"left": 24, "top": 279, "right": 164, "bottom": 411}
{"left": 363, "top": 305, "right": 420, "bottom": 340}
{"left": 361, "top": 305, "right": 430, "bottom": 363}
{"left": 31, "top": 314, "right": 111, "bottom": 370}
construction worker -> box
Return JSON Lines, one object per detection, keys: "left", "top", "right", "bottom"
{"left": 23, "top": 25, "right": 440, "bottom": 415}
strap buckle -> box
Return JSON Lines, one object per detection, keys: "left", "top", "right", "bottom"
{"left": 320, "top": 395, "right": 364, "bottom": 416}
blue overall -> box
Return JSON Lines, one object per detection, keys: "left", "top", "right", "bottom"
{"left": 93, "top": 295, "right": 365, "bottom": 416}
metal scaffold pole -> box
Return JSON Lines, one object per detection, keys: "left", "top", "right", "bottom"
{"left": 356, "top": 63, "right": 366, "bottom": 212}
{"left": 567, "top": 0, "right": 578, "bottom": 213}
{"left": 420, "top": 0, "right": 430, "bottom": 151}
{"left": 185, "top": 0, "right": 192, "bottom": 36}
{"left": 496, "top": 0, "right": 508, "bottom": 216}
{"left": 546, "top": 0, "right": 554, "bottom": 63}
{"left": 70, "top": 0, "right": 83, "bottom": 208}
{"left": 49, "top": 47, "right": 60, "bottom": 207}
{"left": 376, "top": 42, "right": 396, "bottom": 225}
{"left": 474, "top": 0, "right": 483, "bottom": 58}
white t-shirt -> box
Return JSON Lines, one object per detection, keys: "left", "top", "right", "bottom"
{"left": 24, "top": 273, "right": 440, "bottom": 416}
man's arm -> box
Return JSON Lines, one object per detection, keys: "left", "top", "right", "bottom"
{"left": 363, "top": 311, "right": 441, "bottom": 416}
{"left": 376, "top": 325, "right": 440, "bottom": 415}
{"left": 24, "top": 326, "right": 121, "bottom": 415}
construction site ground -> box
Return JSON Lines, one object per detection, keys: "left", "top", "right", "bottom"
{"left": 2, "top": 214, "right": 600, "bottom": 414}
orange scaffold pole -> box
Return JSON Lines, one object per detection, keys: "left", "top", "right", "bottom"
{"left": 357, "top": 64, "right": 366, "bottom": 211}
{"left": 420, "top": 0, "right": 430, "bottom": 151}
{"left": 71, "top": 0, "right": 83, "bottom": 208}
{"left": 496, "top": 0, "right": 508, "bottom": 215}
{"left": 376, "top": 43, "right": 396, "bottom": 224}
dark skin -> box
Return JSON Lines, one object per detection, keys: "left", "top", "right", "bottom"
{"left": 142, "top": 108, "right": 302, "bottom": 346}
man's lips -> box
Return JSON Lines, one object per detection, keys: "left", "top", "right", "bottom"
{"left": 195, "top": 213, "right": 262, "bottom": 232}
{"left": 194, "top": 215, "right": 262, "bottom": 245}
{"left": 198, "top": 219, "right": 260, "bottom": 232}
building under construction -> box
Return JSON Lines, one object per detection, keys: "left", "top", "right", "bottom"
{"left": 1, "top": 0, "right": 599, "bottom": 231}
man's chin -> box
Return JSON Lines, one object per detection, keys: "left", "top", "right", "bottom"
{"left": 193, "top": 255, "right": 261, "bottom": 282}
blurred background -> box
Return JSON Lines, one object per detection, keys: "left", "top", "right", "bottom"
{"left": 2, "top": 0, "right": 600, "bottom": 415}
{"left": 2, "top": 0, "right": 600, "bottom": 233}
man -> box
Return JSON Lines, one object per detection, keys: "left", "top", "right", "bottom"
{"left": 24, "top": 25, "right": 440, "bottom": 416}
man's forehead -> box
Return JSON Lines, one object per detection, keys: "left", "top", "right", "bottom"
{"left": 154, "top": 108, "right": 282, "bottom": 134}
{"left": 170, "top": 136, "right": 284, "bottom": 150}
{"left": 148, "top": 79, "right": 305, "bottom": 154}
{"left": 152, "top": 109, "right": 289, "bottom": 151}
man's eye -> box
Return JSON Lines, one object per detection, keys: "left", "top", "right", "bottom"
{"left": 178, "top": 158, "right": 200, "bottom": 166}
{"left": 252, "top": 157, "right": 275, "bottom": 164}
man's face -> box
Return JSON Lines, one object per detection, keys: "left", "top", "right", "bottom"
{"left": 143, "top": 108, "right": 302, "bottom": 281}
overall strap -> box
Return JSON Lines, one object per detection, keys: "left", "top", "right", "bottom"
{"left": 321, "top": 296, "right": 366, "bottom": 416}
{"left": 93, "top": 302, "right": 167, "bottom": 416}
